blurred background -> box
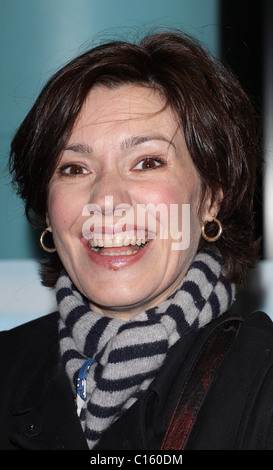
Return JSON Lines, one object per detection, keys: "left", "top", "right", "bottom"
{"left": 0, "top": 0, "right": 272, "bottom": 329}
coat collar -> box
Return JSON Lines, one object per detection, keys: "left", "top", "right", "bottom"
{"left": 9, "top": 313, "right": 88, "bottom": 450}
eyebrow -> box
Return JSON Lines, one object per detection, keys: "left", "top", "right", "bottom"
{"left": 64, "top": 143, "right": 92, "bottom": 155}
{"left": 64, "top": 135, "right": 176, "bottom": 155}
{"left": 120, "top": 135, "right": 176, "bottom": 151}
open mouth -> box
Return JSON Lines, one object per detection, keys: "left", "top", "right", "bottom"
{"left": 88, "top": 235, "right": 150, "bottom": 256}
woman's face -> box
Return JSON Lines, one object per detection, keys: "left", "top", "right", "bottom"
{"left": 47, "top": 84, "right": 213, "bottom": 320}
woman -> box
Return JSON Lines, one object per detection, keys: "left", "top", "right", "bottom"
{"left": 1, "top": 30, "right": 273, "bottom": 451}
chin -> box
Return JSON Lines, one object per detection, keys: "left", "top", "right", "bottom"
{"left": 90, "top": 285, "right": 153, "bottom": 312}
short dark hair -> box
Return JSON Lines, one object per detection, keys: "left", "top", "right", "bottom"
{"left": 9, "top": 30, "right": 261, "bottom": 289}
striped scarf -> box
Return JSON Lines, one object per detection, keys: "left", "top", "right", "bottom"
{"left": 57, "top": 249, "right": 235, "bottom": 449}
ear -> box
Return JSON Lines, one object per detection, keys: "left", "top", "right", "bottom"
{"left": 201, "top": 188, "right": 223, "bottom": 222}
{"left": 45, "top": 213, "right": 51, "bottom": 230}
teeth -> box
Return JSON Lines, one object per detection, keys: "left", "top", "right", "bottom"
{"left": 104, "top": 238, "right": 113, "bottom": 247}
{"left": 123, "top": 238, "right": 130, "bottom": 246}
{"left": 88, "top": 235, "right": 149, "bottom": 249}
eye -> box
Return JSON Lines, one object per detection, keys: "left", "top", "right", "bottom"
{"left": 133, "top": 158, "right": 165, "bottom": 170}
{"left": 58, "top": 164, "right": 90, "bottom": 176}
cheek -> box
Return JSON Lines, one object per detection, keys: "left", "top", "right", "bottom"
{"left": 145, "top": 179, "right": 201, "bottom": 218}
{"left": 137, "top": 183, "right": 197, "bottom": 243}
{"left": 157, "top": 178, "right": 202, "bottom": 244}
{"left": 47, "top": 186, "right": 84, "bottom": 232}
{"left": 141, "top": 181, "right": 184, "bottom": 207}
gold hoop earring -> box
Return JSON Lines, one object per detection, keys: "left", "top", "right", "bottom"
{"left": 39, "top": 227, "right": 56, "bottom": 253}
{"left": 201, "top": 217, "right": 223, "bottom": 243}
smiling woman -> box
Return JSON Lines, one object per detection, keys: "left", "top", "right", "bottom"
{"left": 47, "top": 84, "right": 203, "bottom": 317}
{"left": 2, "top": 30, "right": 273, "bottom": 451}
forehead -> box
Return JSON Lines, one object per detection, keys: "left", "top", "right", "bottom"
{"left": 69, "top": 84, "right": 179, "bottom": 139}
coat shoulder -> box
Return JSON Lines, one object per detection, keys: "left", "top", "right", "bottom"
{"left": 232, "top": 311, "right": 273, "bottom": 364}
{"left": 0, "top": 312, "right": 59, "bottom": 374}
{"left": 186, "top": 311, "right": 273, "bottom": 449}
{"left": 0, "top": 312, "right": 58, "bottom": 345}
{"left": 0, "top": 312, "right": 89, "bottom": 450}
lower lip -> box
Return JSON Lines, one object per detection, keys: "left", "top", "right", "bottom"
{"left": 80, "top": 237, "right": 152, "bottom": 270}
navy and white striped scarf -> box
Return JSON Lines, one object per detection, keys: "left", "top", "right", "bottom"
{"left": 57, "top": 249, "right": 235, "bottom": 449}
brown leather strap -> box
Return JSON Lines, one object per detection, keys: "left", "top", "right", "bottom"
{"left": 160, "top": 318, "right": 241, "bottom": 450}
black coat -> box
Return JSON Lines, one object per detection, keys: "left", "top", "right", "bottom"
{"left": 1, "top": 310, "right": 273, "bottom": 450}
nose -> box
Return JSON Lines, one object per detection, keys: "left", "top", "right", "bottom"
{"left": 88, "top": 169, "right": 132, "bottom": 217}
